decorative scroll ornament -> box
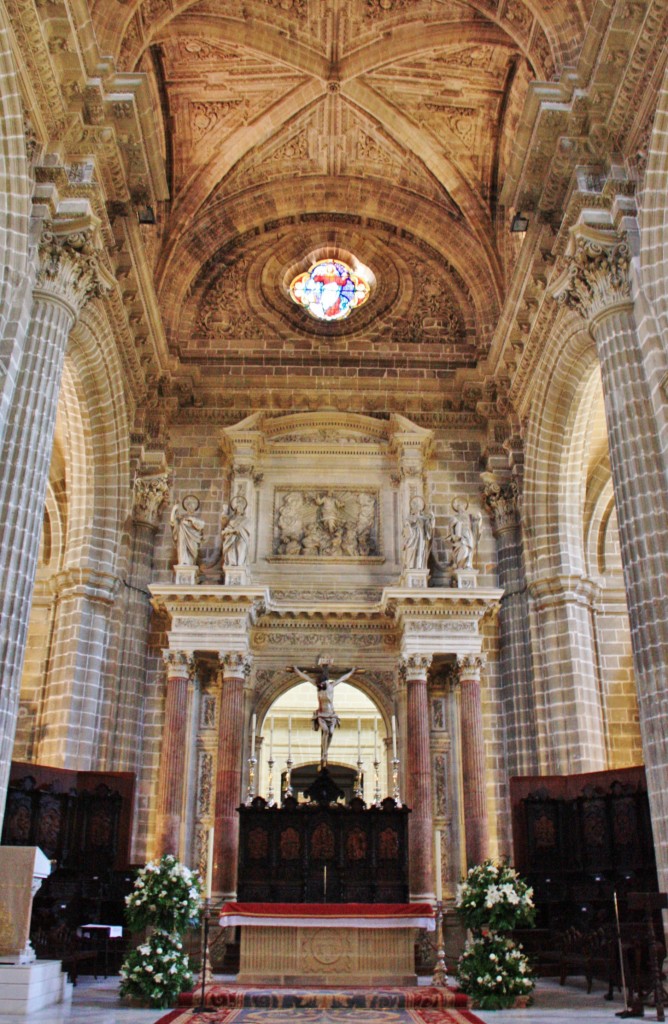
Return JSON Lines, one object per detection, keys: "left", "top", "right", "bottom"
{"left": 552, "top": 233, "right": 632, "bottom": 322}
{"left": 132, "top": 474, "right": 169, "bottom": 528}
{"left": 36, "top": 225, "right": 109, "bottom": 314}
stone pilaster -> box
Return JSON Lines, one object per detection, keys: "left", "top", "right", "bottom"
{"left": 483, "top": 468, "right": 538, "bottom": 775}
{"left": 457, "top": 655, "right": 489, "bottom": 867}
{"left": 213, "top": 652, "right": 251, "bottom": 899}
{"left": 0, "top": 218, "right": 108, "bottom": 826}
{"left": 553, "top": 224, "right": 668, "bottom": 892}
{"left": 154, "top": 650, "right": 194, "bottom": 856}
{"left": 102, "top": 472, "right": 170, "bottom": 772}
{"left": 401, "top": 653, "right": 435, "bottom": 901}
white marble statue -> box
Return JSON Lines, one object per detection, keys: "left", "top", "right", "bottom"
{"left": 170, "top": 494, "right": 205, "bottom": 565}
{"left": 446, "top": 497, "right": 482, "bottom": 569}
{"left": 221, "top": 494, "right": 250, "bottom": 567}
{"left": 402, "top": 495, "right": 435, "bottom": 570}
{"left": 292, "top": 663, "right": 356, "bottom": 766}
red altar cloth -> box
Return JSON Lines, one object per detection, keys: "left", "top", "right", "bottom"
{"left": 219, "top": 902, "right": 435, "bottom": 930}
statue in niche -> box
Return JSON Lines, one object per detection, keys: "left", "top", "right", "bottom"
{"left": 170, "top": 494, "right": 205, "bottom": 565}
{"left": 292, "top": 661, "right": 356, "bottom": 766}
{"left": 445, "top": 497, "right": 482, "bottom": 570}
{"left": 221, "top": 494, "right": 250, "bottom": 567}
{"left": 402, "top": 495, "right": 435, "bottom": 570}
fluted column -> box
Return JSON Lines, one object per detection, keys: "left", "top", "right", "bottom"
{"left": 457, "top": 655, "right": 489, "bottom": 867}
{"left": 553, "top": 225, "right": 668, "bottom": 891}
{"left": 0, "top": 219, "right": 108, "bottom": 825}
{"left": 213, "top": 652, "right": 250, "bottom": 899}
{"left": 155, "top": 650, "right": 194, "bottom": 856}
{"left": 402, "top": 653, "right": 435, "bottom": 901}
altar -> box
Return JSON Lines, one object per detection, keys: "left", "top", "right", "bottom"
{"left": 219, "top": 902, "right": 435, "bottom": 986}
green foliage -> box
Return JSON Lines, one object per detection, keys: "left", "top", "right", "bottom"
{"left": 124, "top": 854, "right": 202, "bottom": 933}
{"left": 457, "top": 932, "right": 535, "bottom": 1010}
{"left": 455, "top": 859, "right": 537, "bottom": 934}
{"left": 119, "top": 930, "right": 193, "bottom": 1009}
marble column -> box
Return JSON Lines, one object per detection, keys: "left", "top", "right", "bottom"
{"left": 155, "top": 650, "right": 194, "bottom": 856}
{"left": 0, "top": 219, "right": 107, "bottom": 826}
{"left": 402, "top": 653, "right": 435, "bottom": 901}
{"left": 553, "top": 225, "right": 668, "bottom": 891}
{"left": 213, "top": 652, "right": 250, "bottom": 899}
{"left": 457, "top": 655, "right": 489, "bottom": 867}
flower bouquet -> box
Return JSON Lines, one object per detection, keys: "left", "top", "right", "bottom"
{"left": 119, "top": 930, "right": 192, "bottom": 1009}
{"left": 457, "top": 932, "right": 536, "bottom": 1010}
{"left": 124, "top": 853, "right": 202, "bottom": 932}
{"left": 455, "top": 859, "right": 536, "bottom": 934}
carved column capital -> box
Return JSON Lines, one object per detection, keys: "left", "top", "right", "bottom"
{"left": 483, "top": 477, "right": 520, "bottom": 535}
{"left": 132, "top": 473, "right": 170, "bottom": 528}
{"left": 552, "top": 228, "right": 632, "bottom": 324}
{"left": 400, "top": 653, "right": 433, "bottom": 682}
{"left": 35, "top": 220, "right": 111, "bottom": 317}
{"left": 219, "top": 651, "right": 252, "bottom": 680}
{"left": 456, "top": 654, "right": 485, "bottom": 682}
{"left": 162, "top": 649, "right": 195, "bottom": 680}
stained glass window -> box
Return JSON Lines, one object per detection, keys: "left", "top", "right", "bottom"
{"left": 289, "top": 259, "right": 370, "bottom": 321}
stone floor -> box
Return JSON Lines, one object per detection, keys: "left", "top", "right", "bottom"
{"left": 0, "top": 976, "right": 651, "bottom": 1024}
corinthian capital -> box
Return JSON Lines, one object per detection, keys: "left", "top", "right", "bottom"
{"left": 36, "top": 220, "right": 111, "bottom": 315}
{"left": 483, "top": 477, "right": 520, "bottom": 534}
{"left": 551, "top": 227, "right": 631, "bottom": 322}
{"left": 133, "top": 473, "right": 170, "bottom": 528}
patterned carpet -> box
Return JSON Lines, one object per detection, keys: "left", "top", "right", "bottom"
{"left": 177, "top": 986, "right": 469, "bottom": 1009}
{"left": 153, "top": 1008, "right": 485, "bottom": 1024}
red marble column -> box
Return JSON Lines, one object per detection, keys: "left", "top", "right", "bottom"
{"left": 458, "top": 655, "right": 489, "bottom": 866}
{"left": 403, "top": 653, "right": 435, "bottom": 901}
{"left": 155, "top": 650, "right": 193, "bottom": 856}
{"left": 213, "top": 652, "right": 250, "bottom": 899}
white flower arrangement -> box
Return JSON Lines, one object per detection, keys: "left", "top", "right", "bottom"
{"left": 125, "top": 853, "right": 202, "bottom": 932}
{"left": 119, "top": 930, "right": 192, "bottom": 1008}
{"left": 457, "top": 933, "right": 535, "bottom": 1010}
{"left": 455, "top": 859, "right": 536, "bottom": 933}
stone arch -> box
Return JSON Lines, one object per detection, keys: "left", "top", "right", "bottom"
{"left": 638, "top": 59, "right": 668, "bottom": 332}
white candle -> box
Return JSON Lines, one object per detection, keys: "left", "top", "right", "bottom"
{"left": 357, "top": 717, "right": 361, "bottom": 761}
{"left": 391, "top": 715, "right": 398, "bottom": 759}
{"left": 434, "top": 828, "right": 443, "bottom": 900}
{"left": 288, "top": 714, "right": 292, "bottom": 760}
{"left": 250, "top": 713, "right": 256, "bottom": 758}
{"left": 374, "top": 717, "right": 379, "bottom": 762}
{"left": 270, "top": 715, "right": 275, "bottom": 761}
{"left": 205, "top": 827, "right": 214, "bottom": 899}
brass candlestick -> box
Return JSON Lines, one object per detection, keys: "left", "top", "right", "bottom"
{"left": 373, "top": 758, "right": 382, "bottom": 807}
{"left": 267, "top": 755, "right": 276, "bottom": 806}
{"left": 391, "top": 756, "right": 402, "bottom": 807}
{"left": 245, "top": 754, "right": 257, "bottom": 805}
{"left": 354, "top": 758, "right": 364, "bottom": 799}
{"left": 432, "top": 899, "right": 448, "bottom": 987}
{"left": 283, "top": 756, "right": 294, "bottom": 800}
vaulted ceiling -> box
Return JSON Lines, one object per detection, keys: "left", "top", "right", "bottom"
{"left": 88, "top": 0, "right": 593, "bottom": 395}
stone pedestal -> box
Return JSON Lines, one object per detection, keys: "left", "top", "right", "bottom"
{"left": 224, "top": 567, "right": 249, "bottom": 587}
{"left": 174, "top": 564, "right": 199, "bottom": 585}
{"left": 402, "top": 569, "right": 429, "bottom": 589}
{"left": 451, "top": 569, "right": 478, "bottom": 589}
{"left": 0, "top": 847, "right": 51, "bottom": 963}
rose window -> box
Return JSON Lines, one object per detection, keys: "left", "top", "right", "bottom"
{"left": 289, "top": 259, "right": 371, "bottom": 321}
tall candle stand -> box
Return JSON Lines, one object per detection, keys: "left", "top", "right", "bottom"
{"left": 391, "top": 756, "right": 402, "bottom": 807}
{"left": 283, "top": 756, "right": 294, "bottom": 800}
{"left": 245, "top": 754, "right": 257, "bottom": 805}
{"left": 194, "top": 897, "right": 215, "bottom": 1013}
{"left": 432, "top": 899, "right": 448, "bottom": 987}
{"left": 267, "top": 755, "right": 276, "bottom": 807}
{"left": 372, "top": 758, "right": 382, "bottom": 807}
{"left": 354, "top": 758, "right": 364, "bottom": 799}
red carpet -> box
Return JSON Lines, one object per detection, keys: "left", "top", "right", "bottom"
{"left": 153, "top": 1008, "right": 484, "bottom": 1024}
{"left": 177, "top": 985, "right": 469, "bottom": 1009}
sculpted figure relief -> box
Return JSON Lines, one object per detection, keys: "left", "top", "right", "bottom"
{"left": 170, "top": 495, "right": 205, "bottom": 565}
{"left": 274, "top": 489, "right": 379, "bottom": 558}
{"left": 402, "top": 495, "right": 435, "bottom": 570}
{"left": 446, "top": 497, "right": 482, "bottom": 570}
{"left": 221, "top": 495, "right": 250, "bottom": 567}
{"left": 292, "top": 663, "right": 356, "bottom": 766}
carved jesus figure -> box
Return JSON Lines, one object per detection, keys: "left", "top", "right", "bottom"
{"left": 292, "top": 663, "right": 356, "bottom": 766}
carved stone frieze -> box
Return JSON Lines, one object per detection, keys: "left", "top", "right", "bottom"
{"left": 552, "top": 233, "right": 632, "bottom": 322}
{"left": 197, "top": 750, "right": 213, "bottom": 816}
{"left": 434, "top": 752, "right": 447, "bottom": 816}
{"left": 132, "top": 473, "right": 169, "bottom": 528}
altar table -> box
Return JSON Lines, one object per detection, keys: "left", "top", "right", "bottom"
{"left": 219, "top": 902, "right": 434, "bottom": 986}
